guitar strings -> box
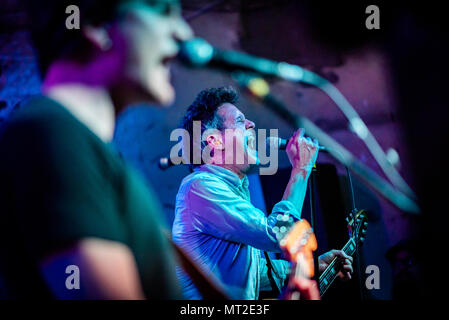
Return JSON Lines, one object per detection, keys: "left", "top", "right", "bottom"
{"left": 319, "top": 218, "right": 364, "bottom": 292}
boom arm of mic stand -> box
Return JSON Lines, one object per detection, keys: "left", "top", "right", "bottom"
{"left": 242, "top": 88, "right": 420, "bottom": 214}
{"left": 297, "top": 116, "right": 419, "bottom": 213}
{"left": 229, "top": 65, "right": 415, "bottom": 200}
{"left": 182, "top": 38, "right": 414, "bottom": 199}
{"left": 307, "top": 73, "right": 416, "bottom": 200}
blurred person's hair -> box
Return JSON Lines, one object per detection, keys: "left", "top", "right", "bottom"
{"left": 24, "top": 0, "right": 178, "bottom": 76}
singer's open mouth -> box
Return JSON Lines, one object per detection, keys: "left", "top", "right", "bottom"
{"left": 246, "top": 134, "right": 256, "bottom": 151}
{"left": 161, "top": 53, "right": 177, "bottom": 67}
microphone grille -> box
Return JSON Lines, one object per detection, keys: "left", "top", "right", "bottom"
{"left": 158, "top": 157, "right": 170, "bottom": 170}
{"left": 179, "top": 37, "right": 214, "bottom": 66}
{"left": 266, "top": 136, "right": 281, "bottom": 149}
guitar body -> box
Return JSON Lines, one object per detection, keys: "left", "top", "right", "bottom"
{"left": 278, "top": 219, "right": 321, "bottom": 300}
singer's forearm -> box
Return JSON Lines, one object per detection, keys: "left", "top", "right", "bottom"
{"left": 282, "top": 168, "right": 310, "bottom": 212}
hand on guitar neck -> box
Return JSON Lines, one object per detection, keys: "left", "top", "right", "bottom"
{"left": 318, "top": 250, "right": 353, "bottom": 281}
{"left": 318, "top": 210, "right": 368, "bottom": 296}
{"left": 275, "top": 210, "right": 368, "bottom": 299}
{"left": 281, "top": 248, "right": 353, "bottom": 300}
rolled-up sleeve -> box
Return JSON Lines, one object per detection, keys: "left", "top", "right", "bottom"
{"left": 185, "top": 177, "right": 301, "bottom": 252}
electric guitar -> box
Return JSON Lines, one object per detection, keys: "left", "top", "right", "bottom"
{"left": 276, "top": 218, "right": 320, "bottom": 300}
{"left": 319, "top": 209, "right": 368, "bottom": 296}
{"left": 275, "top": 209, "right": 368, "bottom": 299}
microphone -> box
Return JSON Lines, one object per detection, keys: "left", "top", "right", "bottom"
{"left": 179, "top": 38, "right": 317, "bottom": 83}
{"left": 266, "top": 137, "right": 328, "bottom": 152}
{"left": 158, "top": 156, "right": 183, "bottom": 170}
{"left": 159, "top": 137, "right": 327, "bottom": 170}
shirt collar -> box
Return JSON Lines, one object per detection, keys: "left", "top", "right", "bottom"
{"left": 196, "top": 164, "right": 249, "bottom": 189}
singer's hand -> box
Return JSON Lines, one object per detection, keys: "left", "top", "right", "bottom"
{"left": 282, "top": 129, "right": 319, "bottom": 213}
{"left": 286, "top": 129, "right": 319, "bottom": 176}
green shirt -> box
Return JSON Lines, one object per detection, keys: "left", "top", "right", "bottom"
{"left": 0, "top": 96, "right": 180, "bottom": 299}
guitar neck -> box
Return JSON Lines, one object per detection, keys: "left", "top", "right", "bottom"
{"left": 318, "top": 238, "right": 357, "bottom": 296}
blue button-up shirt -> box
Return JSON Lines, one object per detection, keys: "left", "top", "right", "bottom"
{"left": 172, "top": 164, "right": 301, "bottom": 300}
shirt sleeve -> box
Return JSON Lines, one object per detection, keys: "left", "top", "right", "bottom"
{"left": 185, "top": 176, "right": 301, "bottom": 252}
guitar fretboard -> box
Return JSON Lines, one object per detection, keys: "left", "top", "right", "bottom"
{"left": 318, "top": 238, "right": 357, "bottom": 296}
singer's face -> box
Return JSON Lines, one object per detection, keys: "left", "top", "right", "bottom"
{"left": 217, "top": 103, "right": 258, "bottom": 171}
{"left": 117, "top": 1, "right": 193, "bottom": 105}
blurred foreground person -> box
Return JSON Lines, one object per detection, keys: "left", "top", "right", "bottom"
{"left": 0, "top": 0, "right": 192, "bottom": 299}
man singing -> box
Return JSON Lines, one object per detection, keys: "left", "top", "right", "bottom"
{"left": 172, "top": 87, "right": 353, "bottom": 299}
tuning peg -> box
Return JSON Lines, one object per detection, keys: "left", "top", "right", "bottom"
{"left": 361, "top": 229, "right": 367, "bottom": 235}
{"left": 360, "top": 237, "right": 365, "bottom": 242}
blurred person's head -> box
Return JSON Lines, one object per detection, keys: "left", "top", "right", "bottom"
{"left": 26, "top": 0, "right": 192, "bottom": 106}
{"left": 386, "top": 239, "right": 424, "bottom": 299}
{"left": 181, "top": 86, "right": 257, "bottom": 177}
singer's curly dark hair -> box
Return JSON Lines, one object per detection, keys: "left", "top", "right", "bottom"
{"left": 180, "top": 86, "right": 239, "bottom": 169}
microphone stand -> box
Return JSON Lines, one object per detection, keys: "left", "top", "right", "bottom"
{"left": 309, "top": 165, "right": 319, "bottom": 284}
{"left": 232, "top": 72, "right": 419, "bottom": 214}
{"left": 345, "top": 166, "right": 364, "bottom": 301}
{"left": 237, "top": 76, "right": 369, "bottom": 299}
{"left": 181, "top": 38, "right": 415, "bottom": 204}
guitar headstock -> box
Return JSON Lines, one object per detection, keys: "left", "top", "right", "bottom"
{"left": 346, "top": 209, "right": 368, "bottom": 247}
{"left": 278, "top": 219, "right": 317, "bottom": 278}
